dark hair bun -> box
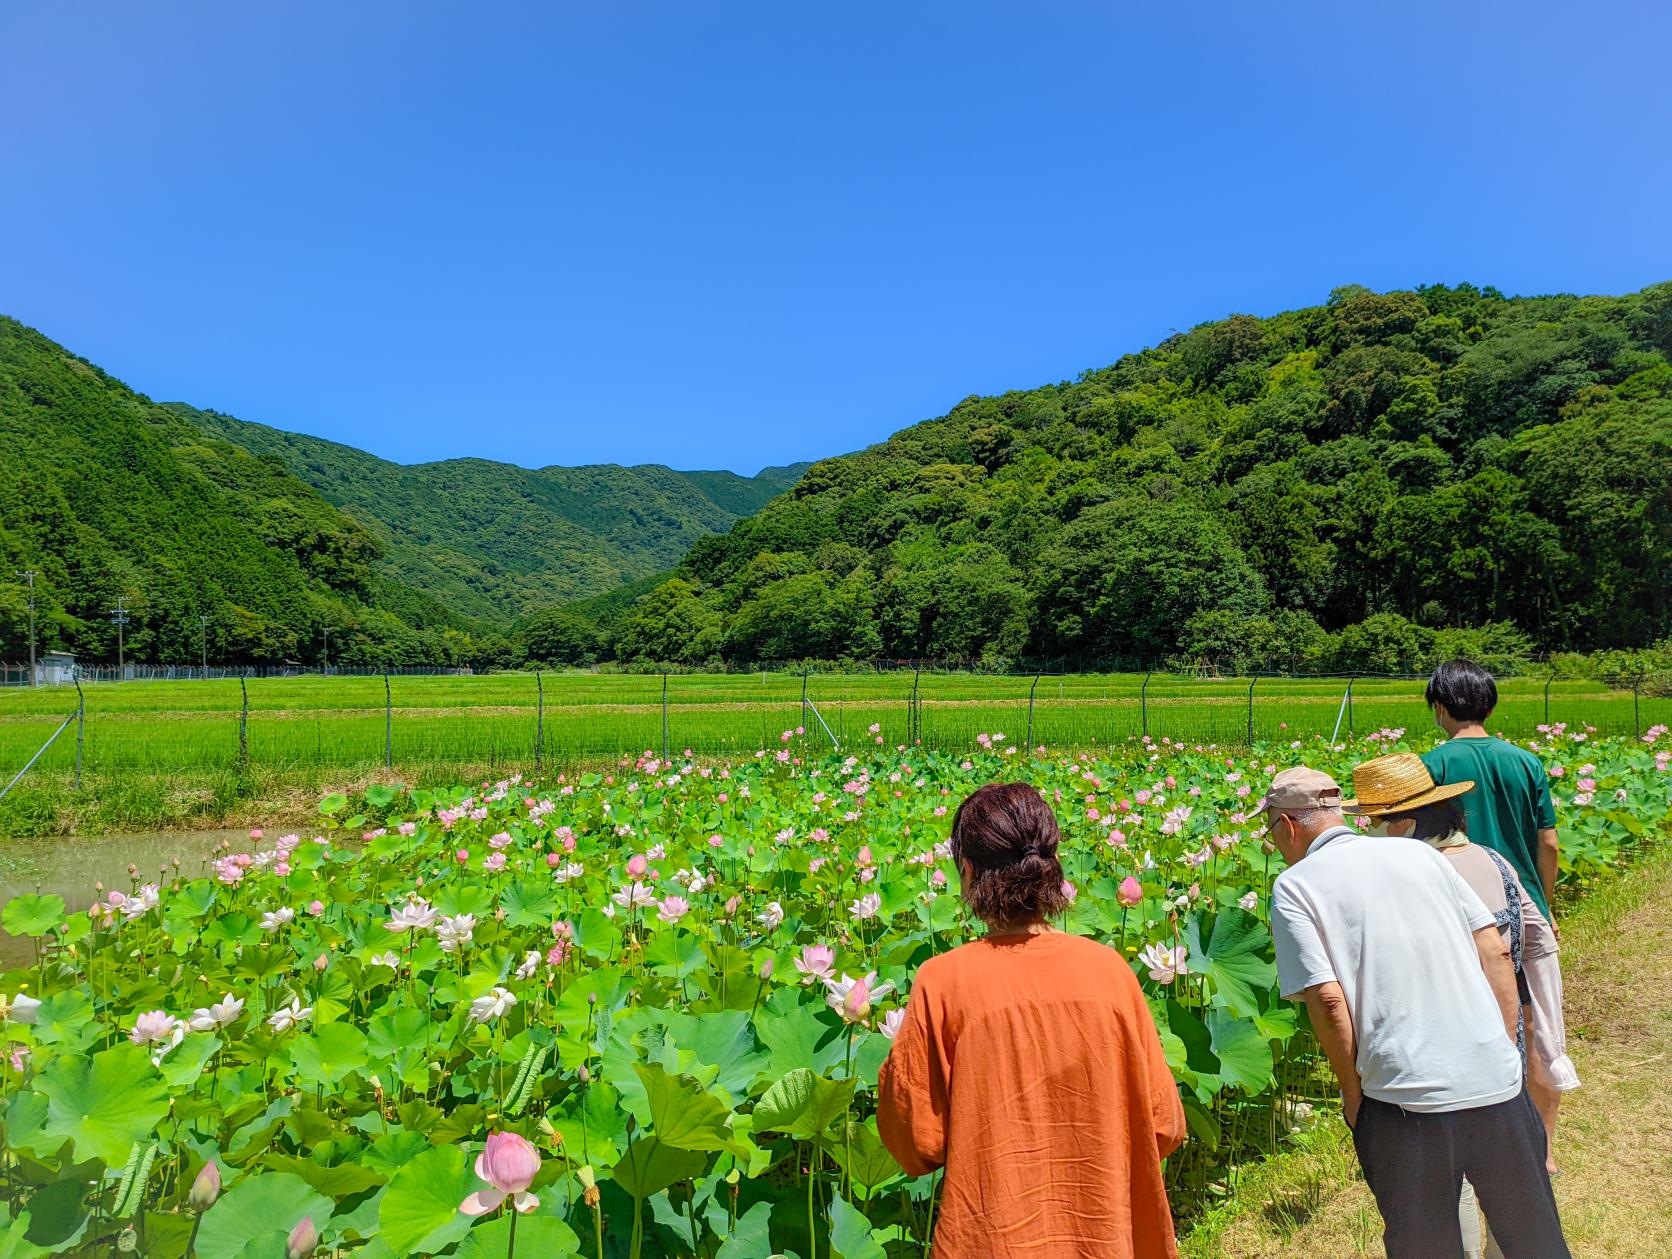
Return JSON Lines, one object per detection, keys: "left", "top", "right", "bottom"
{"left": 950, "top": 783, "right": 1069, "bottom": 926}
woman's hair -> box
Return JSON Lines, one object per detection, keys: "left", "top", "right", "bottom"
{"left": 949, "top": 783, "right": 1069, "bottom": 926}
{"left": 1384, "top": 798, "right": 1466, "bottom": 841}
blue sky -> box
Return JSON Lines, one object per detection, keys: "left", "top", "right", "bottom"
{"left": 3, "top": 2, "right": 1669, "bottom": 475}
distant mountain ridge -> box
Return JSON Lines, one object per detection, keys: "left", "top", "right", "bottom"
{"left": 170, "top": 404, "right": 807, "bottom": 623}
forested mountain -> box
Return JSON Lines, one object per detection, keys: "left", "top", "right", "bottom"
{"left": 0, "top": 318, "right": 802, "bottom": 667}
{"left": 0, "top": 317, "right": 486, "bottom": 666}
{"left": 175, "top": 405, "right": 807, "bottom": 622}
{"left": 589, "top": 282, "right": 1672, "bottom": 671}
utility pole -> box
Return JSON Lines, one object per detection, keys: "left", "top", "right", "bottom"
{"left": 109, "top": 597, "right": 129, "bottom": 680}
{"left": 321, "top": 626, "right": 333, "bottom": 674}
{"left": 199, "top": 614, "right": 211, "bottom": 677}
{"left": 19, "top": 570, "right": 37, "bottom": 687}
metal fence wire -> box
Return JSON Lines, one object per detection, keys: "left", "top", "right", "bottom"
{"left": 1, "top": 668, "right": 1666, "bottom": 791}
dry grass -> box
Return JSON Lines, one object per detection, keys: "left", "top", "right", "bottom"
{"left": 1181, "top": 841, "right": 1672, "bottom": 1259}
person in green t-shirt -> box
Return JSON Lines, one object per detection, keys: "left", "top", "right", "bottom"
{"left": 1420, "top": 660, "right": 1560, "bottom": 920}
{"left": 1421, "top": 658, "right": 1570, "bottom": 1176}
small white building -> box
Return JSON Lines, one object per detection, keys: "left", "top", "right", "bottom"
{"left": 36, "top": 651, "right": 76, "bottom": 685}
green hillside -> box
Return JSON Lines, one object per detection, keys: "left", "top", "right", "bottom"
{"left": 174, "top": 405, "right": 807, "bottom": 622}
{"left": 595, "top": 282, "right": 1672, "bottom": 670}
{"left": 0, "top": 317, "right": 488, "bottom": 667}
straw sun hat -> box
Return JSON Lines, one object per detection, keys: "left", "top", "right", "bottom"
{"left": 1342, "top": 752, "right": 1475, "bottom": 820}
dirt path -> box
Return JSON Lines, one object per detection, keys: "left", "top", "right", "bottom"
{"left": 1183, "top": 843, "right": 1672, "bottom": 1258}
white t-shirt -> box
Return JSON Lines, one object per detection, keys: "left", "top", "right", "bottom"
{"left": 1270, "top": 825, "right": 1523, "bottom": 1113}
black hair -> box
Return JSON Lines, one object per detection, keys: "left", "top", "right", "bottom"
{"left": 1425, "top": 659, "right": 1498, "bottom": 723}
{"left": 1386, "top": 798, "right": 1466, "bottom": 841}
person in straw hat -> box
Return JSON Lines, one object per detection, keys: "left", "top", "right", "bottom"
{"left": 1347, "top": 752, "right": 1579, "bottom": 1259}
{"left": 1257, "top": 765, "right": 1570, "bottom": 1259}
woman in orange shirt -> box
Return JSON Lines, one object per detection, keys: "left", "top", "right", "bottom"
{"left": 878, "top": 782, "right": 1187, "bottom": 1259}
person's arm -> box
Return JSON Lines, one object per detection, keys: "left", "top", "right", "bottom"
{"left": 1303, "top": 981, "right": 1362, "bottom": 1128}
{"left": 1536, "top": 827, "right": 1560, "bottom": 924}
{"left": 876, "top": 987, "right": 948, "bottom": 1177}
{"left": 1532, "top": 758, "right": 1560, "bottom": 921}
{"left": 1473, "top": 923, "right": 1520, "bottom": 1045}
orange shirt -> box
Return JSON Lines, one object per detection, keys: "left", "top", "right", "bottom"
{"left": 877, "top": 930, "right": 1186, "bottom": 1259}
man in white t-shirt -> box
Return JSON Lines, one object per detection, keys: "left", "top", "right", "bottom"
{"left": 1257, "top": 766, "right": 1570, "bottom": 1259}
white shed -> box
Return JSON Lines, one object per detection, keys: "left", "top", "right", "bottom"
{"left": 36, "top": 651, "right": 76, "bottom": 685}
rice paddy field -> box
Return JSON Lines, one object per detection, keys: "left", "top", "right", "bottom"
{"left": 2, "top": 671, "right": 1667, "bottom": 771}
{"left": 1, "top": 671, "right": 1666, "bottom": 835}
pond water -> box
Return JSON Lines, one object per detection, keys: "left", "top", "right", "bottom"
{"left": 0, "top": 828, "right": 245, "bottom": 966}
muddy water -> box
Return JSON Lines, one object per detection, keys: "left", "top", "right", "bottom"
{"left": 0, "top": 828, "right": 244, "bottom": 966}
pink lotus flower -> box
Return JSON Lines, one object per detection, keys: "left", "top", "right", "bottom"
{"left": 189, "top": 1160, "right": 220, "bottom": 1211}
{"left": 1138, "top": 943, "right": 1189, "bottom": 984}
{"left": 129, "top": 1010, "right": 180, "bottom": 1045}
{"left": 626, "top": 853, "right": 648, "bottom": 878}
{"left": 306, "top": 900, "right": 324, "bottom": 916}
{"left": 880, "top": 1008, "right": 906, "bottom": 1040}
{"left": 1117, "top": 877, "right": 1143, "bottom": 907}
{"left": 483, "top": 852, "right": 506, "bottom": 873}
{"left": 1060, "top": 880, "right": 1078, "bottom": 904}
{"left": 794, "top": 944, "right": 837, "bottom": 983}
{"left": 823, "top": 971, "right": 895, "bottom": 1022}
{"left": 286, "top": 1216, "right": 318, "bottom": 1259}
{"left": 657, "top": 896, "right": 690, "bottom": 925}
{"left": 460, "top": 1131, "right": 541, "bottom": 1215}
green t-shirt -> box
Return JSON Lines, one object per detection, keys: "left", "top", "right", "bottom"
{"left": 1421, "top": 736, "right": 1558, "bottom": 916}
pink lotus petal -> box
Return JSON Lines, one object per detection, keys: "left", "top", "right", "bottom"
{"left": 459, "top": 1189, "right": 507, "bottom": 1216}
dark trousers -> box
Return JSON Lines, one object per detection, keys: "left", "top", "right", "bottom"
{"left": 1351, "top": 1088, "right": 1570, "bottom": 1259}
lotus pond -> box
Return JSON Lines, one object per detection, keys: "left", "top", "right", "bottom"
{"left": 1, "top": 724, "right": 1667, "bottom": 1258}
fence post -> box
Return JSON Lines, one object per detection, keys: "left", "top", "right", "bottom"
{"left": 661, "top": 672, "right": 670, "bottom": 762}
{"left": 1140, "top": 671, "right": 1152, "bottom": 740}
{"left": 1544, "top": 671, "right": 1554, "bottom": 726}
{"left": 534, "top": 671, "right": 544, "bottom": 773}
{"left": 238, "top": 676, "right": 249, "bottom": 767}
{"left": 1247, "top": 676, "right": 1257, "bottom": 746}
{"left": 1634, "top": 674, "right": 1642, "bottom": 738}
{"left": 801, "top": 670, "right": 810, "bottom": 735}
{"left": 1347, "top": 678, "right": 1355, "bottom": 741}
{"left": 1026, "top": 673, "right": 1041, "bottom": 750}
{"left": 910, "top": 668, "right": 921, "bottom": 744}
{"left": 384, "top": 673, "right": 393, "bottom": 769}
{"left": 74, "top": 677, "right": 85, "bottom": 790}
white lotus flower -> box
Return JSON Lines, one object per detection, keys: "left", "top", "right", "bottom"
{"left": 0, "top": 993, "right": 41, "bottom": 1025}
{"left": 514, "top": 950, "right": 540, "bottom": 981}
{"left": 756, "top": 901, "right": 785, "bottom": 932}
{"left": 469, "top": 986, "right": 518, "bottom": 1024}
{"left": 880, "top": 1008, "right": 906, "bottom": 1040}
{"left": 436, "top": 913, "right": 476, "bottom": 953}
{"left": 259, "top": 907, "right": 295, "bottom": 932}
{"left": 611, "top": 881, "right": 657, "bottom": 911}
{"left": 848, "top": 893, "right": 882, "bottom": 921}
{"left": 267, "top": 998, "right": 313, "bottom": 1032}
{"left": 369, "top": 951, "right": 401, "bottom": 969}
{"left": 385, "top": 897, "right": 437, "bottom": 932}
{"left": 188, "top": 994, "right": 245, "bottom": 1031}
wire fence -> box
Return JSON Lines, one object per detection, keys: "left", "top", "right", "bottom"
{"left": 0, "top": 663, "right": 473, "bottom": 687}
{"left": 1, "top": 668, "right": 1666, "bottom": 792}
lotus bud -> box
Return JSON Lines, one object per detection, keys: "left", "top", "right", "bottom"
{"left": 313, "top": 953, "right": 328, "bottom": 973}
{"left": 1116, "top": 877, "right": 1143, "bottom": 907}
{"left": 286, "top": 1217, "right": 318, "bottom": 1259}
{"left": 626, "top": 853, "right": 648, "bottom": 878}
{"left": 759, "top": 958, "right": 774, "bottom": 981}
{"left": 189, "top": 1160, "right": 221, "bottom": 1211}
{"left": 578, "top": 1063, "right": 590, "bottom": 1082}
